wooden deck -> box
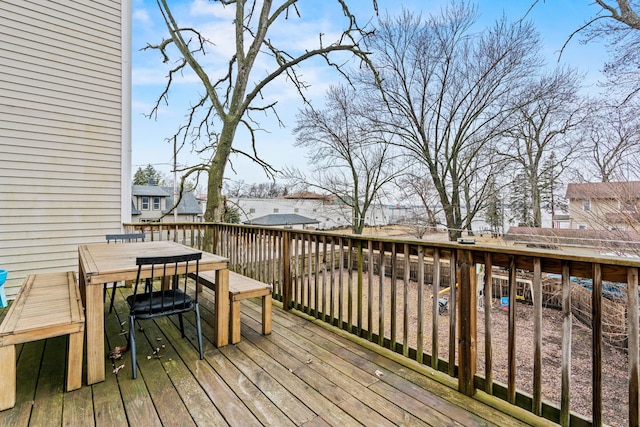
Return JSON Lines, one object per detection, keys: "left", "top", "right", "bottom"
{"left": 0, "top": 286, "right": 553, "bottom": 426}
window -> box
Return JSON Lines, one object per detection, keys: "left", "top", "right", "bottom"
{"left": 249, "top": 208, "right": 255, "bottom": 214}
{"left": 578, "top": 224, "right": 587, "bottom": 230}
{"left": 582, "top": 199, "right": 591, "bottom": 212}
{"left": 294, "top": 208, "right": 299, "bottom": 213}
{"left": 141, "top": 197, "right": 149, "bottom": 210}
{"left": 152, "top": 197, "right": 161, "bottom": 210}
{"left": 619, "top": 199, "right": 637, "bottom": 213}
{"left": 273, "top": 208, "right": 279, "bottom": 213}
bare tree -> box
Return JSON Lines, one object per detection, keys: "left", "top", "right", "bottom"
{"left": 395, "top": 170, "right": 440, "bottom": 238}
{"left": 575, "top": 100, "right": 640, "bottom": 182}
{"left": 285, "top": 84, "right": 400, "bottom": 234}
{"left": 364, "top": 3, "right": 541, "bottom": 240}
{"left": 558, "top": 0, "right": 640, "bottom": 101}
{"left": 499, "top": 67, "right": 588, "bottom": 227}
{"left": 146, "top": 0, "right": 378, "bottom": 221}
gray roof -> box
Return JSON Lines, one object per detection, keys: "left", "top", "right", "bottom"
{"left": 160, "top": 186, "right": 202, "bottom": 215}
{"left": 132, "top": 185, "right": 171, "bottom": 197}
{"left": 131, "top": 185, "right": 202, "bottom": 216}
{"left": 243, "top": 213, "right": 319, "bottom": 226}
{"left": 131, "top": 200, "right": 141, "bottom": 215}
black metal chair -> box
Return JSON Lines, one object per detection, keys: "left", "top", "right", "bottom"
{"left": 126, "top": 252, "right": 204, "bottom": 379}
{"left": 104, "top": 233, "right": 145, "bottom": 313}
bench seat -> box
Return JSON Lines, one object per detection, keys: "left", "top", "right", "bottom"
{"left": 0, "top": 272, "right": 85, "bottom": 411}
{"left": 196, "top": 271, "right": 272, "bottom": 344}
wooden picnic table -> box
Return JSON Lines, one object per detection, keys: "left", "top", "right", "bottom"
{"left": 78, "top": 241, "right": 229, "bottom": 385}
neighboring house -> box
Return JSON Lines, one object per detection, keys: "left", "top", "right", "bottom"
{"left": 0, "top": 1, "right": 131, "bottom": 297}
{"left": 243, "top": 213, "right": 320, "bottom": 230}
{"left": 229, "top": 191, "right": 390, "bottom": 230}
{"left": 131, "top": 185, "right": 202, "bottom": 223}
{"left": 565, "top": 182, "right": 640, "bottom": 231}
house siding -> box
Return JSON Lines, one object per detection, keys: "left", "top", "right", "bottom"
{"left": 0, "top": 0, "right": 130, "bottom": 297}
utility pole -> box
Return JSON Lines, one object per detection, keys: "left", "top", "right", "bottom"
{"left": 173, "top": 136, "right": 178, "bottom": 223}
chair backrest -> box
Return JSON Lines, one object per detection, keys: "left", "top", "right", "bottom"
{"left": 106, "top": 232, "right": 145, "bottom": 243}
{"left": 131, "top": 252, "right": 202, "bottom": 314}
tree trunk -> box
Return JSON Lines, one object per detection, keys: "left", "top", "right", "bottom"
{"left": 205, "top": 123, "right": 236, "bottom": 221}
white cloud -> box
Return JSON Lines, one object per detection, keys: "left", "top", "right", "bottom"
{"left": 133, "top": 8, "right": 152, "bottom": 27}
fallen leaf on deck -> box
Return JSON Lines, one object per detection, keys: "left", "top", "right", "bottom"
{"left": 375, "top": 370, "right": 384, "bottom": 377}
{"left": 113, "top": 364, "right": 125, "bottom": 374}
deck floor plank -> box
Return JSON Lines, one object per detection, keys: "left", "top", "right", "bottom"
{"left": 154, "top": 315, "right": 262, "bottom": 427}
{"left": 62, "top": 383, "right": 95, "bottom": 426}
{"left": 111, "top": 288, "right": 231, "bottom": 427}
{"left": 0, "top": 286, "right": 554, "bottom": 426}
{"left": 29, "top": 336, "right": 66, "bottom": 427}
{"left": 241, "top": 314, "right": 430, "bottom": 427}
{"left": 0, "top": 342, "right": 39, "bottom": 427}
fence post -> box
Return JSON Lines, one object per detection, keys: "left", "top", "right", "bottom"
{"left": 282, "top": 230, "right": 293, "bottom": 310}
{"left": 457, "top": 248, "right": 477, "bottom": 396}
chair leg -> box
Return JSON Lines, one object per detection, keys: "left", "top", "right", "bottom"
{"left": 195, "top": 304, "right": 204, "bottom": 359}
{"left": 129, "top": 315, "right": 137, "bottom": 379}
{"left": 109, "top": 281, "right": 117, "bottom": 313}
{"left": 178, "top": 313, "right": 185, "bottom": 337}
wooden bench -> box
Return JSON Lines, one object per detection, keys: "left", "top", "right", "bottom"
{"left": 196, "top": 271, "right": 272, "bottom": 344}
{"left": 0, "top": 272, "right": 85, "bottom": 411}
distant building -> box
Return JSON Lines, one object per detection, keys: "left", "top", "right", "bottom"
{"left": 243, "top": 213, "right": 320, "bottom": 229}
{"left": 565, "top": 181, "right": 640, "bottom": 231}
{"left": 131, "top": 184, "right": 202, "bottom": 222}
{"left": 229, "top": 191, "right": 390, "bottom": 230}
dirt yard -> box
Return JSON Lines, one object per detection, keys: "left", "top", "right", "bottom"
{"left": 309, "top": 269, "right": 629, "bottom": 426}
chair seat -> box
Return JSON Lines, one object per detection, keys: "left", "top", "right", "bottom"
{"left": 126, "top": 289, "right": 193, "bottom": 316}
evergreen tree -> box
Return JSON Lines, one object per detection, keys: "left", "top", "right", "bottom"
{"left": 484, "top": 178, "right": 503, "bottom": 234}
{"left": 133, "top": 164, "right": 164, "bottom": 185}
{"left": 509, "top": 173, "right": 533, "bottom": 226}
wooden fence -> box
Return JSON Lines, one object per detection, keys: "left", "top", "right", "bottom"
{"left": 125, "top": 222, "right": 640, "bottom": 426}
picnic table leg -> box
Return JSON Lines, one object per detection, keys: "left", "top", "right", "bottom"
{"left": 67, "top": 331, "right": 84, "bottom": 391}
{"left": 0, "top": 345, "right": 16, "bottom": 410}
{"left": 214, "top": 269, "right": 229, "bottom": 347}
{"left": 84, "top": 282, "right": 105, "bottom": 384}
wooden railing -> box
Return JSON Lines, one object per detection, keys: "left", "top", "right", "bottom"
{"left": 125, "top": 222, "right": 640, "bottom": 426}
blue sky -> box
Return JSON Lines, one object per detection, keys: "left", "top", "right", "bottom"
{"left": 130, "top": 0, "right": 610, "bottom": 187}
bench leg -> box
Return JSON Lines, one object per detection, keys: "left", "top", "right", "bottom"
{"left": 230, "top": 301, "right": 241, "bottom": 344}
{"left": 67, "top": 331, "right": 84, "bottom": 391}
{"left": 262, "top": 295, "right": 272, "bottom": 336}
{"left": 0, "top": 345, "right": 16, "bottom": 411}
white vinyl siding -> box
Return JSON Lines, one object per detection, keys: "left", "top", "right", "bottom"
{"left": 0, "top": 0, "right": 128, "bottom": 297}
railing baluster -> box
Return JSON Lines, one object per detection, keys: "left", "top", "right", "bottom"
{"left": 390, "top": 243, "right": 397, "bottom": 350}
{"left": 592, "top": 263, "right": 603, "bottom": 427}
{"left": 403, "top": 243, "right": 410, "bottom": 358}
{"left": 508, "top": 255, "right": 517, "bottom": 404}
{"left": 306, "top": 234, "right": 312, "bottom": 314}
{"left": 448, "top": 250, "right": 457, "bottom": 378}
{"left": 432, "top": 248, "right": 441, "bottom": 370}
{"left": 348, "top": 239, "right": 354, "bottom": 334}
{"left": 378, "top": 242, "right": 386, "bottom": 347}
{"left": 322, "top": 235, "right": 328, "bottom": 321}
{"left": 484, "top": 252, "right": 493, "bottom": 395}
{"left": 367, "top": 240, "right": 374, "bottom": 341}
{"left": 357, "top": 240, "right": 363, "bottom": 335}
{"left": 417, "top": 246, "right": 425, "bottom": 364}
{"left": 561, "top": 260, "right": 572, "bottom": 426}
{"left": 330, "top": 236, "right": 336, "bottom": 325}
{"left": 628, "top": 267, "right": 639, "bottom": 427}
{"left": 533, "top": 257, "right": 542, "bottom": 415}
{"left": 338, "top": 236, "right": 344, "bottom": 328}
{"left": 457, "top": 248, "right": 476, "bottom": 396}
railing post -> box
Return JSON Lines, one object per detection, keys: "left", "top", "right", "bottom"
{"left": 457, "top": 248, "right": 477, "bottom": 396}
{"left": 282, "top": 230, "right": 293, "bottom": 310}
